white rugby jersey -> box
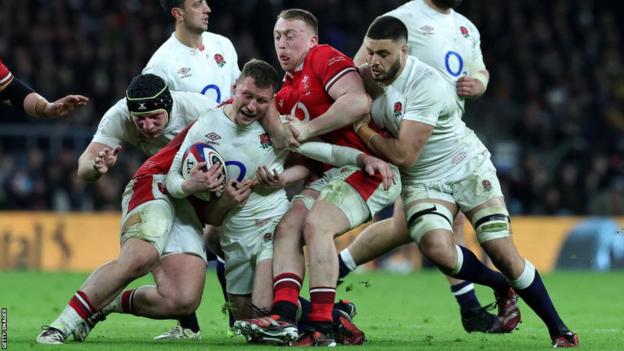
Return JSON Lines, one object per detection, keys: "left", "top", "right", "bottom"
{"left": 143, "top": 32, "right": 240, "bottom": 104}
{"left": 92, "top": 91, "right": 216, "bottom": 156}
{"left": 385, "top": 0, "right": 485, "bottom": 110}
{"left": 371, "top": 56, "right": 487, "bottom": 184}
{"left": 173, "top": 109, "right": 289, "bottom": 220}
{"left": 169, "top": 107, "right": 366, "bottom": 222}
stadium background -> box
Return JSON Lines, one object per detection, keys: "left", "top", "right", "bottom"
{"left": 1, "top": 0, "right": 622, "bottom": 272}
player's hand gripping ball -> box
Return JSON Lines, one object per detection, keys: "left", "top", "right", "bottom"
{"left": 181, "top": 143, "right": 228, "bottom": 200}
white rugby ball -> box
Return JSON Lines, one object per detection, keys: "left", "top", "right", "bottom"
{"left": 181, "top": 142, "right": 227, "bottom": 201}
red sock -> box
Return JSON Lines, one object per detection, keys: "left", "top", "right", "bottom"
{"left": 308, "top": 287, "right": 335, "bottom": 323}
{"left": 68, "top": 290, "right": 97, "bottom": 320}
{"left": 121, "top": 289, "right": 136, "bottom": 314}
{"left": 273, "top": 273, "right": 302, "bottom": 306}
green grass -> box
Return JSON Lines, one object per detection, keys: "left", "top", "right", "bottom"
{"left": 1, "top": 270, "right": 622, "bottom": 350}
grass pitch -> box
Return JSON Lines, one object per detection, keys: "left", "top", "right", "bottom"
{"left": 0, "top": 270, "right": 621, "bottom": 350}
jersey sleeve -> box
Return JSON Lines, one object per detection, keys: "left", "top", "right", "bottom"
{"left": 402, "top": 70, "right": 446, "bottom": 126}
{"left": 91, "top": 99, "right": 130, "bottom": 147}
{"left": 174, "top": 91, "right": 218, "bottom": 125}
{"left": 310, "top": 46, "right": 358, "bottom": 93}
{"left": 0, "top": 59, "right": 14, "bottom": 92}
{"left": 466, "top": 23, "right": 487, "bottom": 75}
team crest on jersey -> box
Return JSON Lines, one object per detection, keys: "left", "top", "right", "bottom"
{"left": 214, "top": 53, "right": 226, "bottom": 67}
{"left": 460, "top": 26, "right": 470, "bottom": 38}
{"left": 393, "top": 101, "right": 403, "bottom": 118}
{"left": 262, "top": 232, "right": 272, "bottom": 244}
{"left": 482, "top": 179, "right": 492, "bottom": 191}
{"left": 259, "top": 133, "right": 272, "bottom": 149}
{"left": 204, "top": 132, "right": 221, "bottom": 145}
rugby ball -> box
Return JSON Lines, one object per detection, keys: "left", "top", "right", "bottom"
{"left": 181, "top": 142, "right": 227, "bottom": 201}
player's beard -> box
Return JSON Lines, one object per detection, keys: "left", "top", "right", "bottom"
{"left": 431, "top": 0, "right": 463, "bottom": 9}
{"left": 373, "top": 58, "right": 402, "bottom": 84}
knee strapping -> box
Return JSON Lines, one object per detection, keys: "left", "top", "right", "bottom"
{"left": 449, "top": 245, "right": 464, "bottom": 275}
{"left": 471, "top": 206, "right": 511, "bottom": 243}
{"left": 509, "top": 259, "right": 535, "bottom": 290}
{"left": 406, "top": 202, "right": 454, "bottom": 243}
{"left": 291, "top": 194, "right": 315, "bottom": 210}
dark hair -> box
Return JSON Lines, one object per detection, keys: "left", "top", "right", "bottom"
{"left": 238, "top": 59, "right": 280, "bottom": 93}
{"left": 126, "top": 74, "right": 173, "bottom": 116}
{"left": 366, "top": 16, "right": 408, "bottom": 42}
{"left": 160, "top": 0, "right": 185, "bottom": 14}
{"left": 277, "top": 8, "right": 318, "bottom": 35}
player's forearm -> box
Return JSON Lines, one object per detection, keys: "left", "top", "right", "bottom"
{"left": 77, "top": 153, "right": 102, "bottom": 182}
{"left": 280, "top": 165, "right": 310, "bottom": 185}
{"left": 165, "top": 152, "right": 193, "bottom": 199}
{"left": 293, "top": 142, "right": 362, "bottom": 168}
{"left": 259, "top": 104, "right": 287, "bottom": 149}
{"left": 471, "top": 69, "right": 489, "bottom": 96}
{"left": 305, "top": 93, "right": 370, "bottom": 139}
{"left": 357, "top": 126, "right": 417, "bottom": 168}
{"left": 23, "top": 92, "right": 51, "bottom": 118}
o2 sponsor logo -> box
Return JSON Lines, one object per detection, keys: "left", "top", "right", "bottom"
{"left": 444, "top": 51, "right": 464, "bottom": 77}
{"left": 201, "top": 84, "right": 222, "bottom": 103}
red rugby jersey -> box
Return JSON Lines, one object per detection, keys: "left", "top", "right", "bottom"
{"left": 275, "top": 45, "right": 372, "bottom": 154}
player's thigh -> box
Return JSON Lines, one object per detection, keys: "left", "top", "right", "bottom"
{"left": 276, "top": 188, "right": 318, "bottom": 242}
{"left": 155, "top": 253, "right": 207, "bottom": 303}
{"left": 222, "top": 215, "right": 282, "bottom": 297}
{"left": 315, "top": 165, "right": 401, "bottom": 233}
{"left": 453, "top": 158, "right": 511, "bottom": 244}
{"left": 120, "top": 174, "right": 175, "bottom": 255}
{"left": 402, "top": 183, "right": 458, "bottom": 245}
{"left": 452, "top": 212, "right": 467, "bottom": 245}
{"left": 163, "top": 213, "right": 207, "bottom": 263}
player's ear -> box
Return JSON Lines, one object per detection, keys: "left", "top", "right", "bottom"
{"left": 231, "top": 82, "right": 237, "bottom": 96}
{"left": 400, "top": 44, "right": 409, "bottom": 58}
{"left": 309, "top": 35, "right": 319, "bottom": 48}
{"left": 171, "top": 7, "right": 184, "bottom": 21}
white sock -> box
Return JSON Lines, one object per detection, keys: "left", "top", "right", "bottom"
{"left": 340, "top": 249, "right": 358, "bottom": 271}
{"left": 509, "top": 260, "right": 536, "bottom": 290}
{"left": 51, "top": 305, "right": 84, "bottom": 336}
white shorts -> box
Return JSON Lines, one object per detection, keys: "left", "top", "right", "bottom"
{"left": 120, "top": 174, "right": 206, "bottom": 262}
{"left": 402, "top": 155, "right": 503, "bottom": 211}
{"left": 221, "top": 209, "right": 286, "bottom": 295}
{"left": 301, "top": 165, "right": 401, "bottom": 229}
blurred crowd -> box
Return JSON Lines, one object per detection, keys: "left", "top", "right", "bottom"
{"left": 0, "top": 0, "right": 622, "bottom": 214}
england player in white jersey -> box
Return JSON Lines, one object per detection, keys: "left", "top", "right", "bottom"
{"left": 346, "top": 0, "right": 495, "bottom": 333}
{"left": 144, "top": 0, "right": 239, "bottom": 104}
{"left": 36, "top": 74, "right": 225, "bottom": 345}
{"left": 76, "top": 73, "right": 215, "bottom": 181}
{"left": 353, "top": 17, "right": 579, "bottom": 348}
{"left": 146, "top": 1, "right": 294, "bottom": 339}
{"left": 166, "top": 59, "right": 393, "bottom": 323}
